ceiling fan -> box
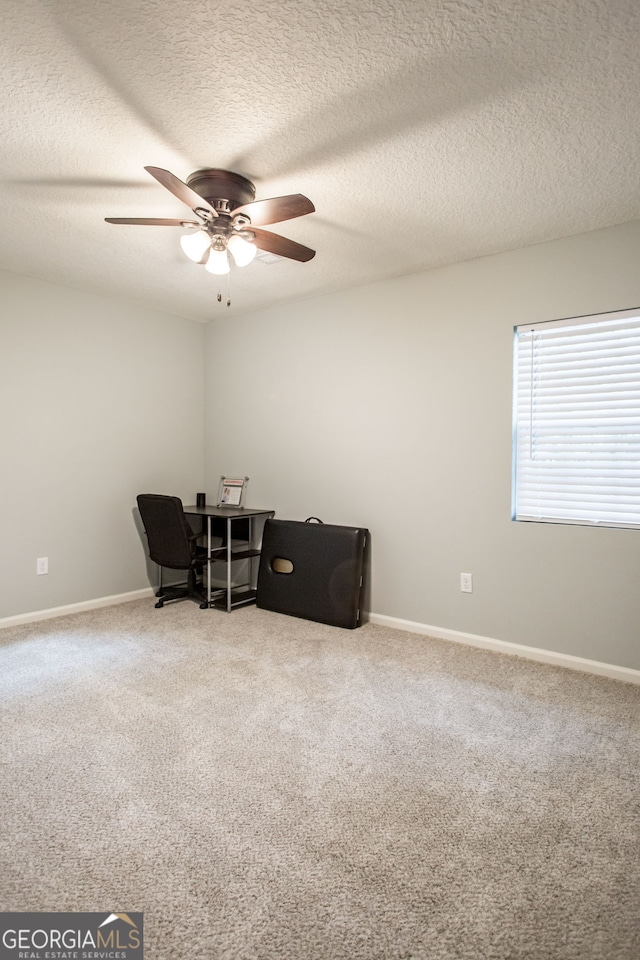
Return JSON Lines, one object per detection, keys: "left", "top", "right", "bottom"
{"left": 105, "top": 166, "right": 315, "bottom": 280}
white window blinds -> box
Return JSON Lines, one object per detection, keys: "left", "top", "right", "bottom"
{"left": 513, "top": 308, "right": 640, "bottom": 529}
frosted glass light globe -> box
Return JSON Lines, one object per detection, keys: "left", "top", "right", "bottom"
{"left": 204, "top": 247, "right": 230, "bottom": 275}
{"left": 180, "top": 230, "right": 211, "bottom": 263}
{"left": 228, "top": 234, "right": 257, "bottom": 267}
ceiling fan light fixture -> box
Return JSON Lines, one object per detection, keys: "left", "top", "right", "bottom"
{"left": 205, "top": 244, "right": 230, "bottom": 275}
{"left": 180, "top": 229, "right": 211, "bottom": 263}
{"left": 227, "top": 233, "right": 257, "bottom": 267}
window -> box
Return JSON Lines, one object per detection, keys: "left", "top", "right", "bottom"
{"left": 512, "top": 307, "right": 640, "bottom": 529}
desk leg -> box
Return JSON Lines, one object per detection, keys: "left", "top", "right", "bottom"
{"left": 226, "top": 515, "right": 232, "bottom": 612}
{"left": 207, "top": 516, "right": 212, "bottom": 607}
{"left": 249, "top": 516, "right": 254, "bottom": 597}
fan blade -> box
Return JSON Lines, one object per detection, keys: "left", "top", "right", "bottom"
{"left": 144, "top": 166, "right": 218, "bottom": 219}
{"left": 105, "top": 217, "right": 200, "bottom": 226}
{"left": 251, "top": 227, "right": 315, "bottom": 262}
{"left": 233, "top": 194, "right": 314, "bottom": 226}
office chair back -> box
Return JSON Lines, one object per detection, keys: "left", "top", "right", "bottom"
{"left": 136, "top": 494, "right": 195, "bottom": 569}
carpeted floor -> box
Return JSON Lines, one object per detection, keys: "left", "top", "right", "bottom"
{"left": 1, "top": 599, "right": 639, "bottom": 960}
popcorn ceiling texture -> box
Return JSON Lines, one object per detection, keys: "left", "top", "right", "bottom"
{"left": 1, "top": 0, "right": 639, "bottom": 319}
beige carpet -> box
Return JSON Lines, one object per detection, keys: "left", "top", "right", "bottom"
{"left": 1, "top": 599, "right": 639, "bottom": 960}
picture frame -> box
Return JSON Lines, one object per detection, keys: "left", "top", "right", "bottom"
{"left": 217, "top": 475, "right": 249, "bottom": 508}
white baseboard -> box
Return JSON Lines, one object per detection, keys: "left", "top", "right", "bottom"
{"left": 3, "top": 595, "right": 638, "bottom": 685}
{"left": 369, "top": 613, "right": 640, "bottom": 686}
{"left": 0, "top": 588, "right": 154, "bottom": 630}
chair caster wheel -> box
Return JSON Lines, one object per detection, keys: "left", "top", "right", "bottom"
{"left": 199, "top": 602, "right": 209, "bottom": 609}
{"left": 155, "top": 600, "right": 164, "bottom": 608}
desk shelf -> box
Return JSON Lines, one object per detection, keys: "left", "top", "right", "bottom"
{"left": 214, "top": 548, "right": 262, "bottom": 563}
{"left": 184, "top": 505, "right": 274, "bottom": 613}
{"left": 210, "top": 588, "right": 257, "bottom": 610}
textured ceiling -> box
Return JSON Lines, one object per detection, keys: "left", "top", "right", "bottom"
{"left": 2, "top": 0, "right": 639, "bottom": 321}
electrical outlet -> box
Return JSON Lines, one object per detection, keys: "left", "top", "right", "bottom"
{"left": 460, "top": 572, "right": 473, "bottom": 593}
{"left": 37, "top": 557, "right": 48, "bottom": 576}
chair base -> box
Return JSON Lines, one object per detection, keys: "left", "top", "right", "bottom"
{"left": 155, "top": 570, "right": 207, "bottom": 609}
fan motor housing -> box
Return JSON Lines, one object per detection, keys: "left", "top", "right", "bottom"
{"left": 187, "top": 169, "right": 256, "bottom": 212}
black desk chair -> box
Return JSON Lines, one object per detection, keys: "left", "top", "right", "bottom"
{"left": 137, "top": 494, "right": 208, "bottom": 608}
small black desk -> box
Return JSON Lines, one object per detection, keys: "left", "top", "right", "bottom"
{"left": 183, "top": 505, "right": 275, "bottom": 611}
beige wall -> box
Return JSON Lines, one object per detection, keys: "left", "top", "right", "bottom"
{"left": 203, "top": 220, "right": 640, "bottom": 670}
{"left": 0, "top": 271, "right": 205, "bottom": 618}
{"left": 3, "top": 221, "right": 638, "bottom": 670}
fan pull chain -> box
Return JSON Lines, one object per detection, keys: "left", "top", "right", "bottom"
{"left": 215, "top": 278, "right": 231, "bottom": 307}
